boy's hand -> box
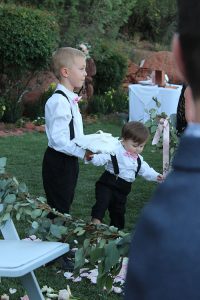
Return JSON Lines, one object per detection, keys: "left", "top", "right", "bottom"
{"left": 157, "top": 174, "right": 164, "bottom": 182}
{"left": 84, "top": 150, "right": 94, "bottom": 161}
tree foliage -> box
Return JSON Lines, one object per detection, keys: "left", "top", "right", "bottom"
{"left": 124, "top": 0, "right": 177, "bottom": 43}
{"left": 0, "top": 3, "right": 59, "bottom": 78}
{"left": 2, "top": 0, "right": 137, "bottom": 46}
{"left": 0, "top": 3, "right": 59, "bottom": 122}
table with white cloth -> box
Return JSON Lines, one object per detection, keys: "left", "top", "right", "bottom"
{"left": 128, "top": 84, "right": 182, "bottom": 123}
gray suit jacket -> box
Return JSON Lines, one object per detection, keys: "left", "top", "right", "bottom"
{"left": 124, "top": 135, "right": 200, "bottom": 300}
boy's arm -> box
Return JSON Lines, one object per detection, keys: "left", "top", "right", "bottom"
{"left": 86, "top": 153, "right": 111, "bottom": 166}
{"left": 138, "top": 158, "right": 163, "bottom": 182}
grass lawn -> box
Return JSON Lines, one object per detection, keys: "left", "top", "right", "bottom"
{"left": 0, "top": 118, "right": 162, "bottom": 299}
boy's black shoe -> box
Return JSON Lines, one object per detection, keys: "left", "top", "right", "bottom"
{"left": 64, "top": 249, "right": 76, "bottom": 259}
{"left": 45, "top": 252, "right": 75, "bottom": 271}
{"left": 58, "top": 256, "right": 74, "bottom": 271}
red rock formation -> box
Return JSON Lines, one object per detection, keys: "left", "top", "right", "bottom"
{"left": 22, "top": 70, "right": 58, "bottom": 117}
{"left": 123, "top": 60, "right": 139, "bottom": 88}
{"left": 142, "top": 51, "right": 183, "bottom": 84}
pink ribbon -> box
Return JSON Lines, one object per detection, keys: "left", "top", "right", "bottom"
{"left": 73, "top": 96, "right": 82, "bottom": 104}
{"left": 152, "top": 118, "right": 169, "bottom": 176}
{"left": 124, "top": 151, "right": 138, "bottom": 160}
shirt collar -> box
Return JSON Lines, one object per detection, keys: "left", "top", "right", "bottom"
{"left": 56, "top": 83, "right": 78, "bottom": 100}
{"left": 184, "top": 122, "right": 200, "bottom": 138}
{"left": 120, "top": 142, "right": 138, "bottom": 160}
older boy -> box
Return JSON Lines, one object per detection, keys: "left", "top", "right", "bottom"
{"left": 42, "top": 47, "right": 90, "bottom": 217}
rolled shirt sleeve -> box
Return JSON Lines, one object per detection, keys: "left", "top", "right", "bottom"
{"left": 138, "top": 157, "right": 160, "bottom": 181}
{"left": 91, "top": 153, "right": 111, "bottom": 166}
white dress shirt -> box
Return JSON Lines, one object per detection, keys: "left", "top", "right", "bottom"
{"left": 91, "top": 143, "right": 159, "bottom": 183}
{"left": 45, "top": 83, "right": 85, "bottom": 158}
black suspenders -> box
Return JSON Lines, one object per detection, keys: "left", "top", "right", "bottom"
{"left": 135, "top": 156, "right": 141, "bottom": 177}
{"left": 110, "top": 154, "right": 141, "bottom": 178}
{"left": 111, "top": 155, "right": 120, "bottom": 176}
{"left": 54, "top": 90, "right": 75, "bottom": 140}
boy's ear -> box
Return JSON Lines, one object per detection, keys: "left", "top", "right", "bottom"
{"left": 172, "top": 34, "right": 187, "bottom": 82}
{"left": 60, "top": 67, "right": 69, "bottom": 78}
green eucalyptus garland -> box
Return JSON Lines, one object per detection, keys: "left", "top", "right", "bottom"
{"left": 0, "top": 157, "right": 130, "bottom": 291}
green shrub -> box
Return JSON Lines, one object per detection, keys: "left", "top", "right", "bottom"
{"left": 0, "top": 4, "right": 59, "bottom": 122}
{"left": 2, "top": 82, "right": 24, "bottom": 123}
{"left": 88, "top": 87, "right": 128, "bottom": 115}
{"left": 0, "top": 98, "right": 6, "bottom": 120}
{"left": 33, "top": 116, "right": 45, "bottom": 126}
{"left": 93, "top": 43, "right": 128, "bottom": 94}
{"left": 0, "top": 4, "right": 59, "bottom": 78}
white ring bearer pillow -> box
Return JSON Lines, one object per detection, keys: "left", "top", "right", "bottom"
{"left": 74, "top": 130, "right": 120, "bottom": 154}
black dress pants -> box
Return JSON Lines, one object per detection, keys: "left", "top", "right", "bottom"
{"left": 42, "top": 147, "right": 79, "bottom": 217}
{"left": 91, "top": 171, "right": 132, "bottom": 229}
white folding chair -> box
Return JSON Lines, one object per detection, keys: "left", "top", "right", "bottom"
{"left": 0, "top": 204, "right": 69, "bottom": 300}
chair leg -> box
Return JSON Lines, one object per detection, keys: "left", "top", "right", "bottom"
{"left": 20, "top": 271, "right": 44, "bottom": 300}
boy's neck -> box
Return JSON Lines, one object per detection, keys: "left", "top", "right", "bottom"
{"left": 60, "top": 79, "right": 74, "bottom": 92}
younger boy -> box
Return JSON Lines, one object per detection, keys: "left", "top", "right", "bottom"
{"left": 87, "top": 121, "right": 163, "bottom": 229}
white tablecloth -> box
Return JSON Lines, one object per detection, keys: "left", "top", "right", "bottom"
{"left": 129, "top": 84, "right": 182, "bottom": 122}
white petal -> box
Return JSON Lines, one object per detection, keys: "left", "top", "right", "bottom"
{"left": 9, "top": 288, "right": 17, "bottom": 294}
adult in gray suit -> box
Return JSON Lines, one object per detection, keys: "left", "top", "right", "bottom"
{"left": 124, "top": 1, "right": 200, "bottom": 299}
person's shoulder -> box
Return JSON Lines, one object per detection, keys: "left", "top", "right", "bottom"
{"left": 115, "top": 142, "right": 124, "bottom": 154}
{"left": 49, "top": 92, "right": 70, "bottom": 104}
{"left": 45, "top": 93, "right": 70, "bottom": 113}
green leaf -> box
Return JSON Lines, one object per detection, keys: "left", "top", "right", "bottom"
{"left": 32, "top": 221, "right": 39, "bottom": 229}
{"left": 16, "top": 212, "right": 21, "bottom": 221}
{"left": 37, "top": 196, "right": 46, "bottom": 203}
{"left": 116, "top": 233, "right": 131, "bottom": 246}
{"left": 75, "top": 248, "right": 85, "bottom": 269}
{"left": 6, "top": 204, "right": 13, "bottom": 213}
{"left": 50, "top": 224, "right": 62, "bottom": 239}
{"left": 4, "top": 194, "right": 16, "bottom": 204}
{"left": 97, "top": 274, "right": 107, "bottom": 289}
{"left": 105, "top": 275, "right": 113, "bottom": 292}
{"left": 2, "top": 212, "right": 10, "bottom": 221}
{"left": 31, "top": 209, "right": 42, "bottom": 219}
{"left": 0, "top": 157, "right": 7, "bottom": 174}
{"left": 76, "top": 229, "right": 86, "bottom": 236}
{"left": 145, "top": 120, "right": 152, "bottom": 127}
{"left": 109, "top": 225, "right": 118, "bottom": 233}
{"left": 90, "top": 247, "right": 105, "bottom": 264}
{"left": 74, "top": 227, "right": 83, "bottom": 233}
{"left": 42, "top": 218, "right": 51, "bottom": 229}
{"left": 18, "top": 182, "right": 28, "bottom": 193}
{"left": 24, "top": 208, "right": 33, "bottom": 216}
{"left": 104, "top": 242, "right": 120, "bottom": 272}
{"left": 59, "top": 225, "right": 68, "bottom": 235}
{"left": 150, "top": 125, "right": 157, "bottom": 134}
{"left": 83, "top": 238, "right": 90, "bottom": 250}
{"left": 99, "top": 238, "right": 106, "bottom": 248}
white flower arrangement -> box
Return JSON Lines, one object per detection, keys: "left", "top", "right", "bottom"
{"left": 77, "top": 42, "right": 91, "bottom": 58}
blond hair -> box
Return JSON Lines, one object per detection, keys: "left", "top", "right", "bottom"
{"left": 51, "top": 47, "right": 86, "bottom": 79}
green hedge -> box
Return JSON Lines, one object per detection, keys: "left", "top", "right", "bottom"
{"left": 0, "top": 4, "right": 59, "bottom": 123}
{"left": 93, "top": 43, "right": 128, "bottom": 94}
{"left": 0, "top": 4, "right": 59, "bottom": 78}
{"left": 88, "top": 87, "right": 128, "bottom": 115}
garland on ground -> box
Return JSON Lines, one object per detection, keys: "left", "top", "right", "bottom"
{"left": 0, "top": 157, "right": 130, "bottom": 291}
